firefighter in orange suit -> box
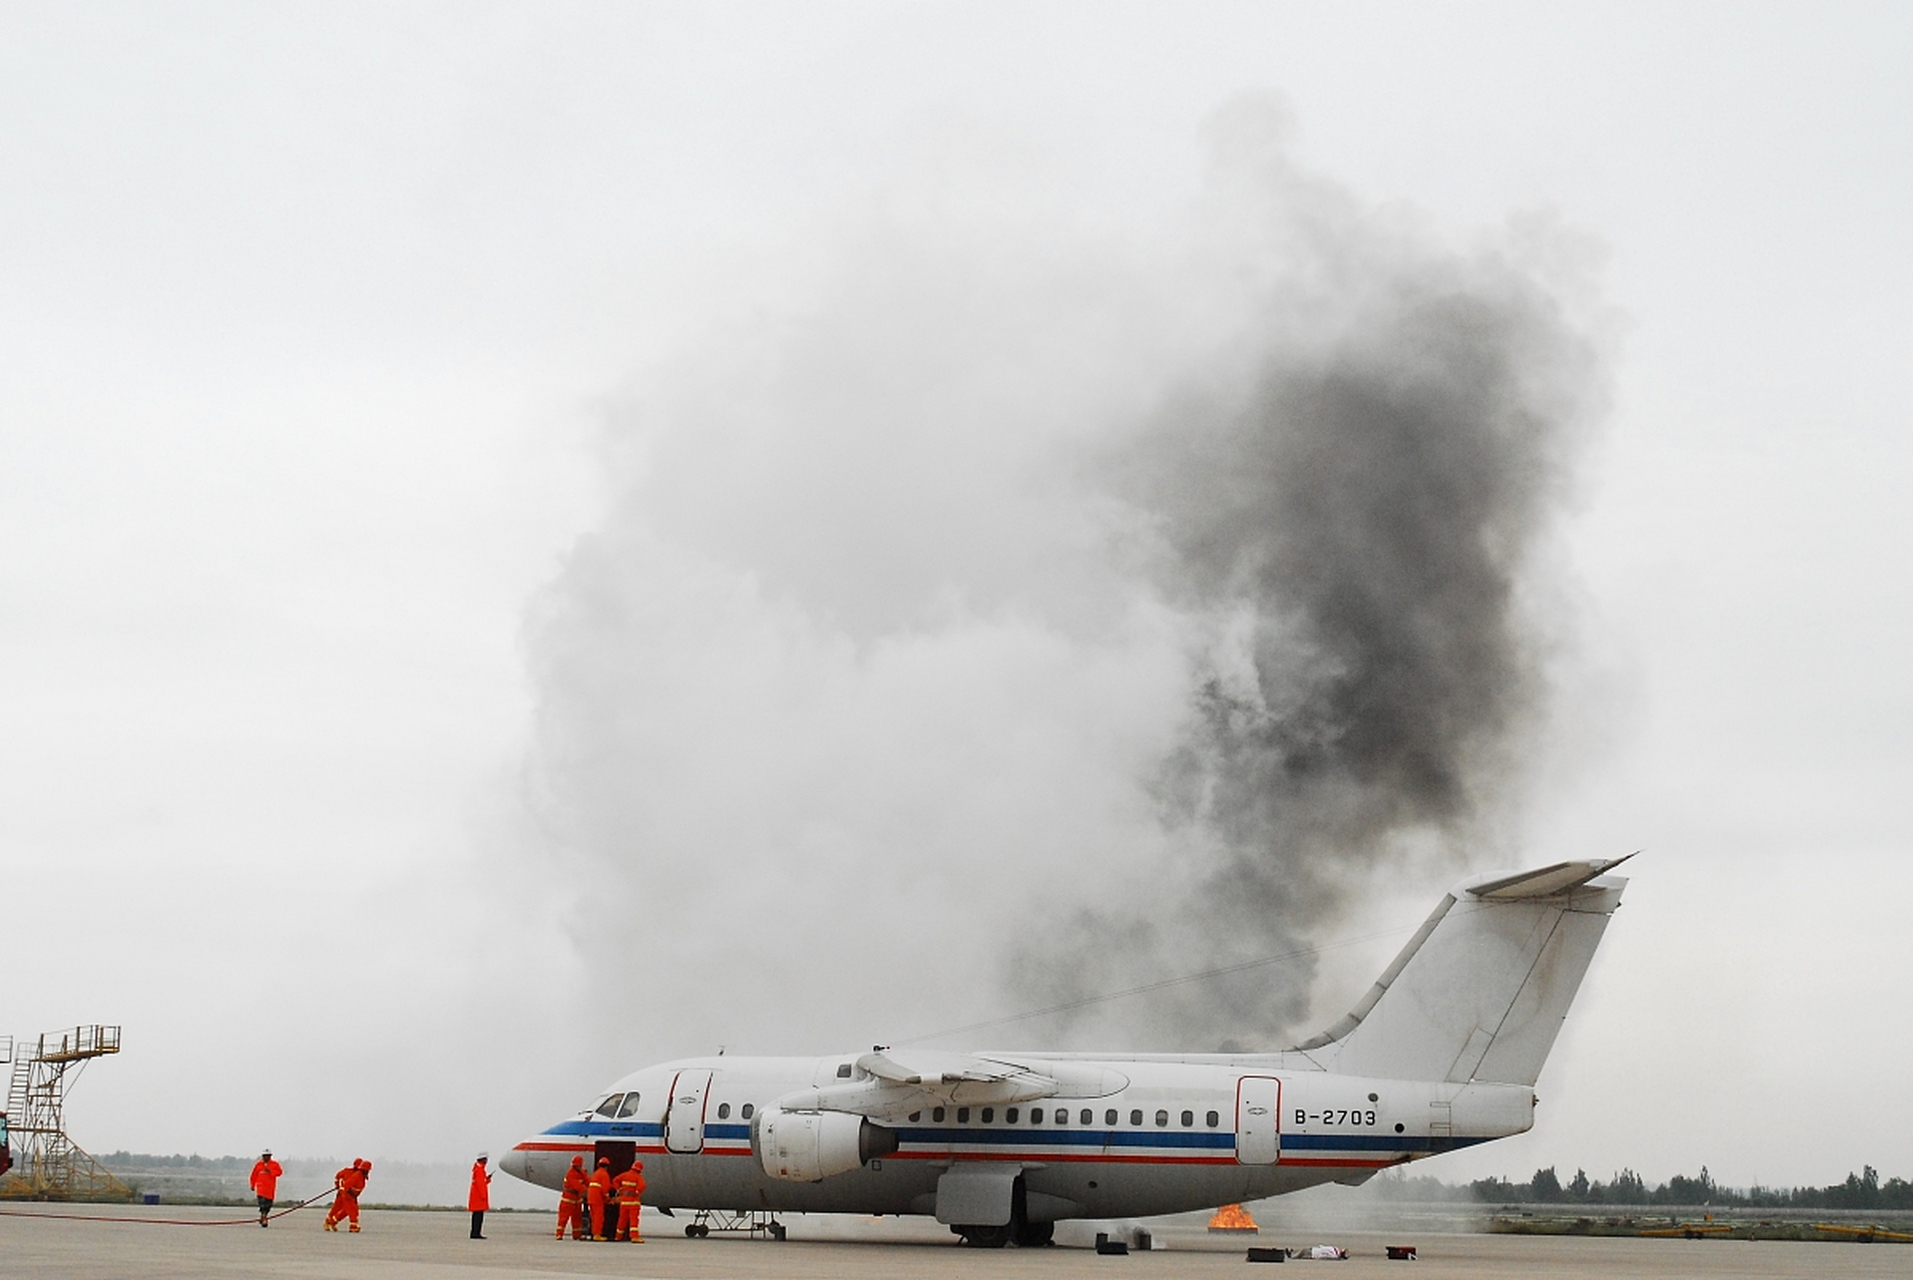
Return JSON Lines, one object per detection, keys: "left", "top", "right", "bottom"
{"left": 612, "top": 1160, "right": 646, "bottom": 1242}
{"left": 555, "top": 1154, "right": 588, "bottom": 1239}
{"left": 586, "top": 1157, "right": 613, "bottom": 1240}
{"left": 323, "top": 1158, "right": 372, "bottom": 1232}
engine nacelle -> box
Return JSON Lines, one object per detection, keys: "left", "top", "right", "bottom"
{"left": 753, "top": 1107, "right": 898, "bottom": 1182}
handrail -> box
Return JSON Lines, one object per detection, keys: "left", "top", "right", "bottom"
{"left": 34, "top": 1026, "right": 122, "bottom": 1064}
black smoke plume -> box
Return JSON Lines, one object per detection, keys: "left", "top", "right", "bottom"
{"left": 1005, "top": 119, "right": 1604, "bottom": 1050}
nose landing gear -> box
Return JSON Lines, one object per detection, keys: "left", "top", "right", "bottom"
{"left": 683, "top": 1209, "right": 786, "bottom": 1240}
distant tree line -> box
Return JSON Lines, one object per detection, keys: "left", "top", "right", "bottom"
{"left": 1468, "top": 1164, "right": 1913, "bottom": 1211}
{"left": 99, "top": 1152, "right": 358, "bottom": 1175}
{"left": 100, "top": 1152, "right": 251, "bottom": 1172}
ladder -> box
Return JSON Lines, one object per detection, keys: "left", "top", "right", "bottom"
{"left": 0, "top": 1027, "right": 130, "bottom": 1201}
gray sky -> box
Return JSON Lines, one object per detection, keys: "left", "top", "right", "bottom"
{"left": 3, "top": 2, "right": 1909, "bottom": 1195}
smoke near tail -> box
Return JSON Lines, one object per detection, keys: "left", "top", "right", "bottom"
{"left": 521, "top": 99, "right": 1604, "bottom": 1066}
{"left": 1011, "top": 228, "right": 1601, "bottom": 1049}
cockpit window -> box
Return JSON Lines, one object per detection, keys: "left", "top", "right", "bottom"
{"left": 616, "top": 1093, "right": 642, "bottom": 1119}
{"left": 594, "top": 1093, "right": 625, "bottom": 1118}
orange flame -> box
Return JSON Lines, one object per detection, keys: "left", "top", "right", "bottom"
{"left": 1208, "top": 1203, "right": 1260, "bottom": 1231}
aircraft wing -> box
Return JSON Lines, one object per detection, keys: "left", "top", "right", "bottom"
{"left": 857, "top": 1049, "right": 1025, "bottom": 1086}
{"left": 773, "top": 1051, "right": 1124, "bottom": 1120}
{"left": 852, "top": 1049, "right": 1058, "bottom": 1105}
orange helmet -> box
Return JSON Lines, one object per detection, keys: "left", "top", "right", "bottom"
{"left": 571, "top": 1155, "right": 585, "bottom": 1167}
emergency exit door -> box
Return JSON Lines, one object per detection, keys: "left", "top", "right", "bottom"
{"left": 1236, "top": 1076, "right": 1281, "bottom": 1165}
{"left": 664, "top": 1070, "right": 713, "bottom": 1153}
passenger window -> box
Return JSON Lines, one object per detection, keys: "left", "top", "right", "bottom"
{"left": 616, "top": 1094, "right": 642, "bottom": 1119}
{"left": 836, "top": 1063, "right": 853, "bottom": 1078}
{"left": 1207, "top": 1110, "right": 1220, "bottom": 1128}
{"left": 1155, "top": 1110, "right": 1169, "bottom": 1127}
{"left": 1181, "top": 1110, "right": 1194, "bottom": 1127}
{"left": 981, "top": 1108, "right": 995, "bottom": 1124}
{"left": 908, "top": 1111, "right": 921, "bottom": 1122}
{"left": 716, "top": 1102, "right": 730, "bottom": 1120}
{"left": 933, "top": 1107, "right": 946, "bottom": 1122}
{"left": 958, "top": 1107, "right": 970, "bottom": 1124}
{"left": 1129, "top": 1109, "right": 1142, "bottom": 1126}
{"left": 1006, "top": 1108, "right": 1019, "bottom": 1124}
{"left": 1031, "top": 1108, "right": 1044, "bottom": 1125}
{"left": 595, "top": 1093, "right": 624, "bottom": 1118}
{"left": 741, "top": 1103, "right": 754, "bottom": 1120}
{"left": 1054, "top": 1109, "right": 1066, "bottom": 1126}
{"left": 1105, "top": 1109, "right": 1117, "bottom": 1125}
{"left": 1082, "top": 1109, "right": 1094, "bottom": 1126}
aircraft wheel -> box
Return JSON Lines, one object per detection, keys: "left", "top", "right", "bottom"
{"left": 685, "top": 1224, "right": 699, "bottom": 1238}
{"left": 1013, "top": 1219, "right": 1055, "bottom": 1247}
{"left": 769, "top": 1223, "right": 787, "bottom": 1241}
{"left": 958, "top": 1224, "right": 1011, "bottom": 1248}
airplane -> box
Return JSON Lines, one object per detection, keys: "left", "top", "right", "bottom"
{"left": 501, "top": 857, "right": 1628, "bottom": 1246}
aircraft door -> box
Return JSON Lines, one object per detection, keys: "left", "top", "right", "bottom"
{"left": 593, "top": 1140, "right": 635, "bottom": 1178}
{"left": 664, "top": 1070, "right": 713, "bottom": 1154}
{"left": 1236, "top": 1076, "right": 1280, "bottom": 1165}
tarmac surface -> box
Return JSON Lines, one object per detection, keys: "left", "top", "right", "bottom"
{"left": 2, "top": 1203, "right": 1908, "bottom": 1279}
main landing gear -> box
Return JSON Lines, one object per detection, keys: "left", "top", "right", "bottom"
{"left": 952, "top": 1219, "right": 1053, "bottom": 1248}
{"left": 953, "top": 1177, "right": 1054, "bottom": 1247}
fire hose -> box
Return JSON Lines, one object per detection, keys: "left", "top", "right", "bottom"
{"left": 0, "top": 1186, "right": 335, "bottom": 1227}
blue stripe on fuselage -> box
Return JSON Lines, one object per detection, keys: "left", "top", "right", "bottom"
{"left": 1282, "top": 1133, "right": 1487, "bottom": 1153}
{"left": 895, "top": 1127, "right": 1233, "bottom": 1150}
{"left": 542, "top": 1119, "right": 665, "bottom": 1139}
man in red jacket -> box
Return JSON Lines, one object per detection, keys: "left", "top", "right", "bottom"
{"left": 468, "top": 1153, "right": 492, "bottom": 1239}
{"left": 249, "top": 1149, "right": 283, "bottom": 1228}
{"left": 554, "top": 1155, "right": 587, "bottom": 1239}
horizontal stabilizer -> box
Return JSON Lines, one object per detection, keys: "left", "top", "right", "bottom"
{"left": 1465, "top": 853, "right": 1635, "bottom": 900}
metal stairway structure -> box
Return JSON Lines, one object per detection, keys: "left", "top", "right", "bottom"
{"left": 0, "top": 1026, "right": 131, "bottom": 1201}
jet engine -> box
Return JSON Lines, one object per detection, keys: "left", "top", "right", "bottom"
{"left": 753, "top": 1106, "right": 899, "bottom": 1182}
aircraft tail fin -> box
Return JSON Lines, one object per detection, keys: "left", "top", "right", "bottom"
{"left": 1295, "top": 857, "right": 1630, "bottom": 1086}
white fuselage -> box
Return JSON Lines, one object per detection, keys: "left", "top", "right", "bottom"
{"left": 502, "top": 862, "right": 1630, "bottom": 1230}
{"left": 502, "top": 1050, "right": 1533, "bottom": 1221}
